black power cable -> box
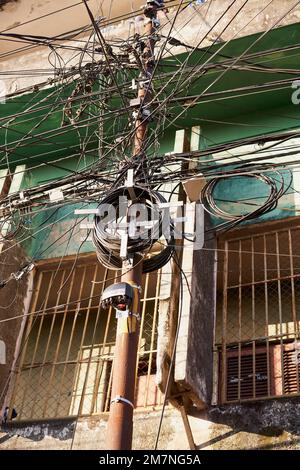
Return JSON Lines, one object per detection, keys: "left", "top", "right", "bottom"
{"left": 92, "top": 185, "right": 175, "bottom": 273}
{"left": 199, "top": 165, "right": 292, "bottom": 232}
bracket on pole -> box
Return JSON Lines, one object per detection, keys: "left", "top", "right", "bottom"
{"left": 120, "top": 233, "right": 129, "bottom": 259}
{"left": 125, "top": 169, "right": 137, "bottom": 202}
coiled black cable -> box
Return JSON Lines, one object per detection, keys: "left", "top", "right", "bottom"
{"left": 92, "top": 185, "right": 174, "bottom": 273}
{"left": 199, "top": 166, "right": 291, "bottom": 232}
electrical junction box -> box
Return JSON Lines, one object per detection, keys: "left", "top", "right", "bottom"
{"left": 101, "top": 282, "right": 134, "bottom": 313}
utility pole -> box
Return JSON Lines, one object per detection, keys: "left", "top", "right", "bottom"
{"left": 106, "top": 1, "right": 164, "bottom": 450}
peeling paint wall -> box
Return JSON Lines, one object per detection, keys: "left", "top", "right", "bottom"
{"left": 1, "top": 397, "right": 300, "bottom": 449}
{"left": 205, "top": 399, "right": 300, "bottom": 450}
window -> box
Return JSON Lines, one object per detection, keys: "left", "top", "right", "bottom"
{"left": 6, "top": 255, "right": 163, "bottom": 421}
{"left": 216, "top": 223, "right": 300, "bottom": 403}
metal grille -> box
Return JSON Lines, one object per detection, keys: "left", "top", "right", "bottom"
{"left": 216, "top": 224, "right": 300, "bottom": 403}
{"left": 7, "top": 256, "right": 163, "bottom": 421}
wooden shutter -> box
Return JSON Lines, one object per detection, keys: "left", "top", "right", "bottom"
{"left": 226, "top": 349, "right": 269, "bottom": 401}
{"left": 283, "top": 344, "right": 300, "bottom": 394}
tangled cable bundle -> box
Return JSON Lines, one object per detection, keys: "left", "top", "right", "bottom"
{"left": 0, "top": 210, "right": 25, "bottom": 243}
{"left": 200, "top": 167, "right": 291, "bottom": 231}
{"left": 92, "top": 185, "right": 175, "bottom": 273}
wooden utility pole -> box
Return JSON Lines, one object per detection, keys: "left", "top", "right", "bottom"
{"left": 105, "top": 258, "right": 142, "bottom": 450}
{"left": 106, "top": 1, "right": 163, "bottom": 450}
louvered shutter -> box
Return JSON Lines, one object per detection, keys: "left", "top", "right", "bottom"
{"left": 226, "top": 350, "right": 269, "bottom": 401}
{"left": 283, "top": 346, "right": 300, "bottom": 394}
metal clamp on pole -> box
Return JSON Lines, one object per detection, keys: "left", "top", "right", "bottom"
{"left": 110, "top": 395, "right": 134, "bottom": 409}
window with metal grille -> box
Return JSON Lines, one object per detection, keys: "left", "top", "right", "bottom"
{"left": 224, "top": 348, "right": 269, "bottom": 402}
{"left": 216, "top": 222, "right": 300, "bottom": 403}
{"left": 6, "top": 255, "right": 163, "bottom": 421}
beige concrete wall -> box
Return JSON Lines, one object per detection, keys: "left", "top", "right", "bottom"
{"left": 1, "top": 398, "right": 300, "bottom": 449}
{"left": 2, "top": 0, "right": 300, "bottom": 94}
{"left": 0, "top": 0, "right": 146, "bottom": 55}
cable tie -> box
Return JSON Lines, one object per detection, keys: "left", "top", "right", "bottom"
{"left": 131, "top": 284, "right": 142, "bottom": 295}
{"left": 110, "top": 395, "right": 134, "bottom": 408}
{"left": 130, "top": 312, "right": 141, "bottom": 321}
